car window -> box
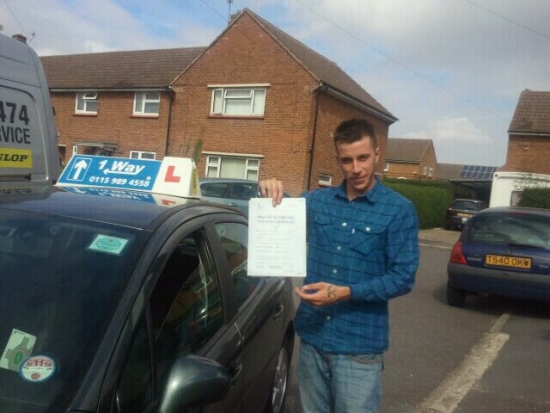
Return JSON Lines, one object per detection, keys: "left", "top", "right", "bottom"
{"left": 228, "top": 183, "right": 258, "bottom": 200}
{"left": 468, "top": 213, "right": 550, "bottom": 248}
{"left": 201, "top": 183, "right": 227, "bottom": 197}
{"left": 453, "top": 200, "right": 485, "bottom": 211}
{"left": 116, "top": 229, "right": 225, "bottom": 412}
{"left": 0, "top": 209, "right": 144, "bottom": 413}
{"left": 152, "top": 231, "right": 224, "bottom": 377}
{"left": 215, "top": 222, "right": 260, "bottom": 308}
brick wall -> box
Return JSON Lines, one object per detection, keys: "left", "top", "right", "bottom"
{"left": 52, "top": 91, "right": 172, "bottom": 164}
{"left": 170, "top": 13, "right": 318, "bottom": 196}
{"left": 501, "top": 135, "right": 550, "bottom": 174}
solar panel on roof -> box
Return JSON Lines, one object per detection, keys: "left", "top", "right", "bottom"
{"left": 459, "top": 165, "right": 497, "bottom": 180}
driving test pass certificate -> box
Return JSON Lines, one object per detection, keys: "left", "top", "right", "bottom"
{"left": 248, "top": 198, "right": 306, "bottom": 277}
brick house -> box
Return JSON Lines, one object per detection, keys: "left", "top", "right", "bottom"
{"left": 41, "top": 47, "right": 205, "bottom": 162}
{"left": 41, "top": 8, "right": 397, "bottom": 195}
{"left": 502, "top": 89, "right": 550, "bottom": 174}
{"left": 383, "top": 138, "right": 437, "bottom": 180}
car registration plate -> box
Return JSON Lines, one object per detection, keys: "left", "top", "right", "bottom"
{"left": 485, "top": 254, "right": 531, "bottom": 269}
{"left": 457, "top": 213, "right": 472, "bottom": 217}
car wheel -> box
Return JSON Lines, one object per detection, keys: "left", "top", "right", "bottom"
{"left": 266, "top": 338, "right": 290, "bottom": 413}
{"left": 447, "top": 283, "right": 466, "bottom": 307}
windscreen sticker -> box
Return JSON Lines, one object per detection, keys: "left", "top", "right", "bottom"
{"left": 88, "top": 234, "right": 129, "bottom": 255}
{"left": 19, "top": 355, "right": 56, "bottom": 383}
{"left": 0, "top": 148, "right": 33, "bottom": 168}
{"left": 0, "top": 329, "right": 37, "bottom": 372}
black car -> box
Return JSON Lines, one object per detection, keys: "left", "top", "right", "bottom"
{"left": 444, "top": 198, "right": 487, "bottom": 230}
{"left": 0, "top": 182, "right": 295, "bottom": 413}
{"left": 447, "top": 206, "right": 550, "bottom": 307}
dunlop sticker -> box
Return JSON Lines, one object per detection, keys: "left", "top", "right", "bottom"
{"left": 0, "top": 148, "right": 33, "bottom": 168}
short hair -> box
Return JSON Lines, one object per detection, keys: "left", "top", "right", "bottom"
{"left": 333, "top": 118, "right": 377, "bottom": 148}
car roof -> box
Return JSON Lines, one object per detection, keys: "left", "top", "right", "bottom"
{"left": 453, "top": 198, "right": 485, "bottom": 203}
{"left": 0, "top": 183, "right": 231, "bottom": 231}
{"left": 199, "top": 178, "right": 258, "bottom": 184}
{"left": 475, "top": 206, "right": 550, "bottom": 217}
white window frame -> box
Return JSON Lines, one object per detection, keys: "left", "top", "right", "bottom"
{"left": 204, "top": 153, "right": 262, "bottom": 180}
{"left": 133, "top": 92, "right": 160, "bottom": 116}
{"left": 319, "top": 174, "right": 333, "bottom": 186}
{"left": 423, "top": 166, "right": 428, "bottom": 176}
{"left": 130, "top": 150, "right": 156, "bottom": 160}
{"left": 384, "top": 162, "right": 390, "bottom": 172}
{"left": 75, "top": 92, "right": 98, "bottom": 114}
{"left": 429, "top": 167, "right": 434, "bottom": 178}
{"left": 209, "top": 85, "right": 268, "bottom": 117}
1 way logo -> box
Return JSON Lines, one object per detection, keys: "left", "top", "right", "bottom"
{"left": 0, "top": 148, "right": 32, "bottom": 168}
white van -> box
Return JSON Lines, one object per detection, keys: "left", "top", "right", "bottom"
{"left": 0, "top": 33, "right": 60, "bottom": 184}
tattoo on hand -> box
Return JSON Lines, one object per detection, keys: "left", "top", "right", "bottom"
{"left": 327, "top": 286, "right": 336, "bottom": 301}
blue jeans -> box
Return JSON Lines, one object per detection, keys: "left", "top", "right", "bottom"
{"left": 298, "top": 340, "right": 383, "bottom": 413}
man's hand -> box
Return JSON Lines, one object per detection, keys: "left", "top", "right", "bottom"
{"left": 294, "top": 282, "right": 351, "bottom": 306}
{"left": 259, "top": 178, "right": 285, "bottom": 206}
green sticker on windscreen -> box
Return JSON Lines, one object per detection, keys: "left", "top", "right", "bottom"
{"left": 88, "top": 235, "right": 128, "bottom": 255}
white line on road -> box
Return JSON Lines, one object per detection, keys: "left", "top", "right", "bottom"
{"left": 416, "top": 313, "right": 511, "bottom": 413}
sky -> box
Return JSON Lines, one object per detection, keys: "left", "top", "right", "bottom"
{"left": 1, "top": 0, "right": 549, "bottom": 167}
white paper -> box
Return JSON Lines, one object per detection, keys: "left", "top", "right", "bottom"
{"left": 248, "top": 197, "right": 306, "bottom": 277}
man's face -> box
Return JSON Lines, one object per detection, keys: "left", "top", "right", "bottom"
{"left": 335, "top": 136, "right": 380, "bottom": 200}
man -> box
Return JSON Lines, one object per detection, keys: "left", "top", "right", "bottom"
{"left": 259, "top": 118, "right": 419, "bottom": 412}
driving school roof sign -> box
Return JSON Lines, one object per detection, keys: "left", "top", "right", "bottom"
{"left": 57, "top": 155, "right": 201, "bottom": 199}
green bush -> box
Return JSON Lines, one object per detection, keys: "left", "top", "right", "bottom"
{"left": 517, "top": 188, "right": 550, "bottom": 209}
{"left": 383, "top": 180, "right": 453, "bottom": 229}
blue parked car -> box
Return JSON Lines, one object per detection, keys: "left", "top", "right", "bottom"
{"left": 199, "top": 178, "right": 260, "bottom": 215}
{"left": 199, "top": 178, "right": 291, "bottom": 215}
{"left": 447, "top": 207, "right": 550, "bottom": 307}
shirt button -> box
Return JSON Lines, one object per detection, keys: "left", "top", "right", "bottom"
{"left": 342, "top": 222, "right": 347, "bottom": 227}
{"left": 326, "top": 316, "right": 331, "bottom": 321}
{"left": 337, "top": 246, "right": 341, "bottom": 251}
{"left": 333, "top": 269, "right": 337, "bottom": 274}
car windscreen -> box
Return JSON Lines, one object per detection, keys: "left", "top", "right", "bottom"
{"left": 453, "top": 200, "right": 485, "bottom": 211}
{"left": 0, "top": 209, "right": 147, "bottom": 413}
{"left": 467, "top": 213, "right": 550, "bottom": 248}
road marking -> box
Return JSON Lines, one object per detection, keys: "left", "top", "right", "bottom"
{"left": 416, "top": 313, "right": 511, "bottom": 413}
{"left": 419, "top": 242, "right": 452, "bottom": 250}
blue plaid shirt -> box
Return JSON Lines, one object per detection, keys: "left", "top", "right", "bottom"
{"left": 295, "top": 179, "right": 419, "bottom": 354}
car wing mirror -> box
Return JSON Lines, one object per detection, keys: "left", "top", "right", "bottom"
{"left": 158, "top": 354, "right": 230, "bottom": 413}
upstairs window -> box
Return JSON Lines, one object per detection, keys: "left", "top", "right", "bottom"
{"left": 75, "top": 92, "right": 98, "bottom": 114}
{"left": 210, "top": 87, "right": 266, "bottom": 117}
{"left": 134, "top": 92, "right": 160, "bottom": 116}
{"left": 206, "top": 154, "right": 260, "bottom": 181}
{"left": 130, "top": 151, "right": 156, "bottom": 160}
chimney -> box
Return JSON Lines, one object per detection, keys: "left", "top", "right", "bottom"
{"left": 12, "top": 34, "right": 27, "bottom": 43}
{"left": 229, "top": 9, "right": 242, "bottom": 24}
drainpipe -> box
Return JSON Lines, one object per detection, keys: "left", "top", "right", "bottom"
{"left": 164, "top": 89, "right": 175, "bottom": 156}
{"left": 306, "top": 83, "right": 327, "bottom": 191}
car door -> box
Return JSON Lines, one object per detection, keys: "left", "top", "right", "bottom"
{"left": 110, "top": 217, "right": 245, "bottom": 413}
{"left": 210, "top": 220, "right": 289, "bottom": 412}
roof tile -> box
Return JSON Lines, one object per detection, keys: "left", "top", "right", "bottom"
{"left": 41, "top": 47, "right": 205, "bottom": 89}
{"left": 509, "top": 90, "right": 550, "bottom": 133}
{"left": 385, "top": 138, "right": 432, "bottom": 163}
